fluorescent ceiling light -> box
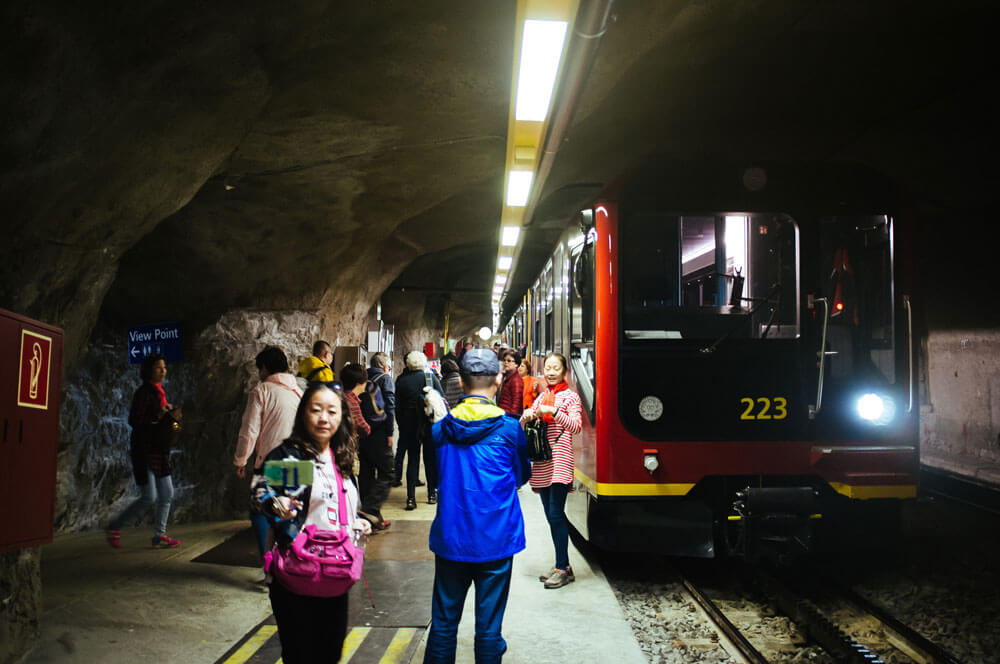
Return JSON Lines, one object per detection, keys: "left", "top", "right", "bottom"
{"left": 506, "top": 171, "right": 533, "bottom": 207}
{"left": 501, "top": 226, "right": 521, "bottom": 247}
{"left": 498, "top": 256, "right": 513, "bottom": 270}
{"left": 515, "top": 20, "right": 568, "bottom": 122}
{"left": 495, "top": 274, "right": 507, "bottom": 285}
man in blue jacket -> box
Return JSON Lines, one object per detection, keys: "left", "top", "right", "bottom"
{"left": 424, "top": 349, "right": 531, "bottom": 664}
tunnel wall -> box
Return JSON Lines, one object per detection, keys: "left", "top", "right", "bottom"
{"left": 921, "top": 330, "right": 1000, "bottom": 485}
{"left": 56, "top": 309, "right": 331, "bottom": 531}
{"left": 0, "top": 548, "right": 40, "bottom": 664}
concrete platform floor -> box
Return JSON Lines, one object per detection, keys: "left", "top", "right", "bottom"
{"left": 22, "top": 480, "right": 646, "bottom": 663}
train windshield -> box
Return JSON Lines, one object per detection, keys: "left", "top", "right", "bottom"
{"left": 819, "top": 215, "right": 895, "bottom": 385}
{"left": 621, "top": 212, "right": 799, "bottom": 340}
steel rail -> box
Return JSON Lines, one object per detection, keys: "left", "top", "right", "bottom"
{"left": 755, "top": 570, "right": 885, "bottom": 664}
{"left": 835, "top": 585, "right": 963, "bottom": 664}
{"left": 678, "top": 575, "right": 770, "bottom": 664}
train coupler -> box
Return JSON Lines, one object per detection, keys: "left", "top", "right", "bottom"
{"left": 729, "top": 487, "right": 820, "bottom": 564}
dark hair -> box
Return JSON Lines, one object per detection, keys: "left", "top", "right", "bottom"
{"left": 441, "top": 358, "right": 460, "bottom": 375}
{"left": 255, "top": 346, "right": 289, "bottom": 374}
{"left": 312, "top": 340, "right": 331, "bottom": 357}
{"left": 501, "top": 349, "right": 521, "bottom": 364}
{"left": 285, "top": 384, "right": 357, "bottom": 475}
{"left": 544, "top": 352, "right": 568, "bottom": 373}
{"left": 140, "top": 353, "right": 166, "bottom": 381}
{"left": 339, "top": 362, "right": 366, "bottom": 391}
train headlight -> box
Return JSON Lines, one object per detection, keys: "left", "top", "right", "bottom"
{"left": 855, "top": 393, "right": 895, "bottom": 425}
{"left": 643, "top": 451, "right": 660, "bottom": 474}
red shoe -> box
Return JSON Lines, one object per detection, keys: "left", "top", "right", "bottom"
{"left": 107, "top": 529, "right": 121, "bottom": 549}
{"left": 152, "top": 534, "right": 180, "bottom": 548}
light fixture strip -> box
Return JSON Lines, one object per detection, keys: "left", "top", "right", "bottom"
{"left": 514, "top": 19, "right": 569, "bottom": 122}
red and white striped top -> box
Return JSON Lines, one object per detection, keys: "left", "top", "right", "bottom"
{"left": 523, "top": 388, "right": 582, "bottom": 489}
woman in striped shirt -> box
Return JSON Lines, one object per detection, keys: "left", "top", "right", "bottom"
{"left": 521, "top": 352, "right": 582, "bottom": 589}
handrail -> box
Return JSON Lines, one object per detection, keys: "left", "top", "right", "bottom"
{"left": 809, "top": 298, "right": 830, "bottom": 419}
{"left": 904, "top": 295, "right": 913, "bottom": 413}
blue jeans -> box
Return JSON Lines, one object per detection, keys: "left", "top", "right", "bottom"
{"left": 109, "top": 469, "right": 174, "bottom": 537}
{"left": 424, "top": 556, "right": 512, "bottom": 664}
{"left": 538, "top": 483, "right": 570, "bottom": 570}
{"left": 250, "top": 511, "right": 271, "bottom": 558}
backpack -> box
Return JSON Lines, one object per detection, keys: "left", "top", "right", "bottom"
{"left": 361, "top": 375, "right": 388, "bottom": 423}
{"left": 305, "top": 363, "right": 341, "bottom": 391}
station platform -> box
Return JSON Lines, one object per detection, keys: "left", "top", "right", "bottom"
{"left": 24, "top": 483, "right": 646, "bottom": 663}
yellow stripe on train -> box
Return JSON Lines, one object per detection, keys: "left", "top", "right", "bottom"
{"left": 575, "top": 470, "right": 917, "bottom": 500}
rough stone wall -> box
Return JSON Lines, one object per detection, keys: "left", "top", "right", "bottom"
{"left": 921, "top": 330, "right": 1000, "bottom": 483}
{"left": 0, "top": 548, "right": 40, "bottom": 664}
{"left": 56, "top": 310, "right": 326, "bottom": 531}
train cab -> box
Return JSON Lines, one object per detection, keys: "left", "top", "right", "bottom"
{"left": 509, "top": 161, "right": 919, "bottom": 560}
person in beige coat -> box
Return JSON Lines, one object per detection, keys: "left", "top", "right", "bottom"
{"left": 234, "top": 345, "right": 302, "bottom": 558}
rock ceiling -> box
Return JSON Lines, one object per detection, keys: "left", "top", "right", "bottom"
{"left": 0, "top": 1, "right": 993, "bottom": 361}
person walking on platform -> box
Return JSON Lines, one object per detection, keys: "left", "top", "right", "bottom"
{"left": 424, "top": 349, "right": 531, "bottom": 664}
{"left": 368, "top": 353, "right": 400, "bottom": 487}
{"left": 233, "top": 346, "right": 302, "bottom": 560}
{"left": 521, "top": 352, "right": 582, "bottom": 589}
{"left": 340, "top": 362, "right": 391, "bottom": 530}
{"left": 297, "top": 340, "right": 338, "bottom": 390}
{"left": 107, "top": 353, "right": 180, "bottom": 549}
{"left": 395, "top": 350, "right": 445, "bottom": 510}
{"left": 252, "top": 384, "right": 370, "bottom": 664}
{"left": 518, "top": 358, "right": 539, "bottom": 413}
{"left": 440, "top": 358, "right": 463, "bottom": 409}
{"left": 497, "top": 350, "right": 524, "bottom": 417}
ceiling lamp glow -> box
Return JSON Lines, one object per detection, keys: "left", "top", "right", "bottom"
{"left": 495, "top": 274, "right": 507, "bottom": 285}
{"left": 498, "top": 256, "right": 513, "bottom": 270}
{"left": 493, "top": 285, "right": 504, "bottom": 294}
{"left": 479, "top": 326, "right": 493, "bottom": 341}
{"left": 500, "top": 225, "right": 521, "bottom": 247}
{"left": 515, "top": 20, "right": 569, "bottom": 122}
{"left": 506, "top": 170, "right": 533, "bottom": 207}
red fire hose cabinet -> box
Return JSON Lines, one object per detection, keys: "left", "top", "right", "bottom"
{"left": 1, "top": 308, "right": 63, "bottom": 552}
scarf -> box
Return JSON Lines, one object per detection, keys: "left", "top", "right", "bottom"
{"left": 540, "top": 380, "right": 568, "bottom": 422}
{"left": 150, "top": 381, "right": 168, "bottom": 409}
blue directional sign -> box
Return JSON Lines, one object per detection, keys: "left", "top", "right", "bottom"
{"left": 128, "top": 322, "right": 183, "bottom": 365}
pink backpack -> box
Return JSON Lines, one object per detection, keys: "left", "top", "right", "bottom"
{"left": 266, "top": 463, "right": 364, "bottom": 597}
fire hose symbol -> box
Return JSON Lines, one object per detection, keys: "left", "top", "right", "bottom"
{"left": 29, "top": 342, "right": 42, "bottom": 399}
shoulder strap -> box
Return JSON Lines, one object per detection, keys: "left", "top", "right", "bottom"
{"left": 333, "top": 463, "right": 348, "bottom": 527}
{"left": 306, "top": 364, "right": 329, "bottom": 382}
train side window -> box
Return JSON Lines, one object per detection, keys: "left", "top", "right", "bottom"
{"left": 570, "top": 236, "right": 596, "bottom": 343}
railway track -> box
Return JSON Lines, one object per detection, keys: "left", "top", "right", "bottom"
{"left": 675, "top": 563, "right": 963, "bottom": 664}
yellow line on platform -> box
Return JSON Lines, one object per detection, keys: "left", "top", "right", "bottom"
{"left": 380, "top": 628, "right": 417, "bottom": 663}
{"left": 223, "top": 624, "right": 277, "bottom": 664}
{"left": 341, "top": 626, "right": 371, "bottom": 663}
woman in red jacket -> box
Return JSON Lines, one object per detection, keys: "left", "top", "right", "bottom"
{"left": 497, "top": 349, "right": 524, "bottom": 416}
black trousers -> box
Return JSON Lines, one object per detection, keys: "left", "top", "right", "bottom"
{"left": 269, "top": 579, "right": 349, "bottom": 663}
{"left": 358, "top": 432, "right": 394, "bottom": 518}
{"left": 404, "top": 422, "right": 437, "bottom": 500}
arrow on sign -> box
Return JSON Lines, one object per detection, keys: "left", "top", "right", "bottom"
{"left": 130, "top": 347, "right": 141, "bottom": 358}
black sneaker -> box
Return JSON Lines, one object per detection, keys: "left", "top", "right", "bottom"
{"left": 391, "top": 480, "right": 403, "bottom": 488}
{"left": 416, "top": 480, "right": 426, "bottom": 487}
{"left": 405, "top": 498, "right": 417, "bottom": 511}
{"left": 427, "top": 490, "right": 437, "bottom": 505}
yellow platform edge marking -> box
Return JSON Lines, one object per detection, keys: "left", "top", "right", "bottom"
{"left": 379, "top": 628, "right": 418, "bottom": 664}
{"left": 223, "top": 624, "right": 277, "bottom": 664}
{"left": 340, "top": 626, "right": 372, "bottom": 663}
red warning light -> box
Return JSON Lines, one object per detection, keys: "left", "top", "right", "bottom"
{"left": 758, "top": 225, "right": 769, "bottom": 235}
{"left": 835, "top": 302, "right": 844, "bottom": 311}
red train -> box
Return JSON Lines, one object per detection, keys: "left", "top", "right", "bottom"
{"left": 503, "top": 160, "right": 919, "bottom": 560}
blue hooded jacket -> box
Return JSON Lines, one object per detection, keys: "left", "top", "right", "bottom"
{"left": 428, "top": 395, "right": 531, "bottom": 562}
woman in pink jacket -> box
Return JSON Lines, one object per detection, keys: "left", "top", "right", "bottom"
{"left": 234, "top": 346, "right": 302, "bottom": 559}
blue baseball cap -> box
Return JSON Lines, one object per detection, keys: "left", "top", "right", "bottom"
{"left": 459, "top": 349, "right": 500, "bottom": 376}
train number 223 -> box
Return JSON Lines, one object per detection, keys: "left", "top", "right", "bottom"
{"left": 740, "top": 397, "right": 788, "bottom": 420}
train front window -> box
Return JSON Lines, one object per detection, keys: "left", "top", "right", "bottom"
{"left": 819, "top": 215, "right": 895, "bottom": 384}
{"left": 622, "top": 212, "right": 799, "bottom": 340}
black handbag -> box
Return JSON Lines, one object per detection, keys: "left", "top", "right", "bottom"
{"left": 524, "top": 418, "right": 551, "bottom": 462}
{"left": 151, "top": 408, "right": 182, "bottom": 452}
